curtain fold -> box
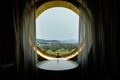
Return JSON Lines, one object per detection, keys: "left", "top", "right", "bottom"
{"left": 13, "top": 0, "right": 37, "bottom": 80}
{"left": 78, "top": 1, "right": 93, "bottom": 67}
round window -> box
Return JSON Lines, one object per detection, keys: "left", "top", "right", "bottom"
{"left": 36, "top": 1, "right": 79, "bottom": 60}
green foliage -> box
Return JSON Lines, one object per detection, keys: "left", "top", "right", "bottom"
{"left": 37, "top": 42, "right": 77, "bottom": 56}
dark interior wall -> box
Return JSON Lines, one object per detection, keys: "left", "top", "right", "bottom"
{"left": 36, "top": 0, "right": 80, "bottom": 9}
{"left": 0, "top": 0, "right": 16, "bottom": 80}
{"left": 0, "top": 0, "right": 15, "bottom": 66}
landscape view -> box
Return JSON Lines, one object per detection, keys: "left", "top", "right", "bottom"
{"left": 36, "top": 7, "right": 79, "bottom": 57}
{"left": 36, "top": 39, "right": 78, "bottom": 56}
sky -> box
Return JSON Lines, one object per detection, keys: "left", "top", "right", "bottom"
{"left": 36, "top": 7, "right": 79, "bottom": 40}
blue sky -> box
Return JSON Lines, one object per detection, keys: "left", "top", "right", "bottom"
{"left": 36, "top": 7, "right": 79, "bottom": 40}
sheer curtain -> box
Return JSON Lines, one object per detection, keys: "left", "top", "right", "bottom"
{"left": 12, "top": 0, "right": 37, "bottom": 80}
{"left": 77, "top": 0, "right": 93, "bottom": 67}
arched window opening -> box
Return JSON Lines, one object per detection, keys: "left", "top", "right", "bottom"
{"left": 36, "top": 0, "right": 79, "bottom": 60}
{"left": 36, "top": 7, "right": 79, "bottom": 59}
{"left": 35, "top": 0, "right": 93, "bottom": 71}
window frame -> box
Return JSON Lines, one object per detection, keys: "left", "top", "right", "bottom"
{"left": 35, "top": 0, "right": 80, "bottom": 60}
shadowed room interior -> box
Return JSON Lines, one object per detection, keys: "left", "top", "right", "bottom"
{"left": 0, "top": 0, "right": 118, "bottom": 80}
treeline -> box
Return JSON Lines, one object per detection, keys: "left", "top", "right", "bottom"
{"left": 37, "top": 43, "right": 78, "bottom": 56}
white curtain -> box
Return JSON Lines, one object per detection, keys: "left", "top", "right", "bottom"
{"left": 13, "top": 0, "right": 37, "bottom": 80}
{"left": 77, "top": 0, "right": 93, "bottom": 67}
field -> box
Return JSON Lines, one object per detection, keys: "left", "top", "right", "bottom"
{"left": 36, "top": 39, "right": 78, "bottom": 56}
